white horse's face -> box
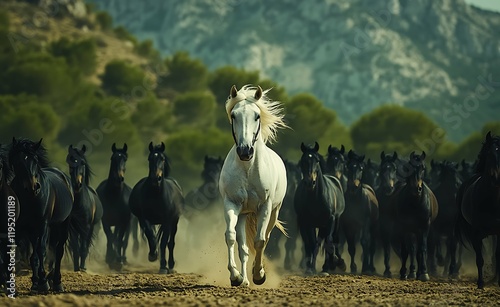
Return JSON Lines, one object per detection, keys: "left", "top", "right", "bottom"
{"left": 231, "top": 102, "right": 261, "bottom": 161}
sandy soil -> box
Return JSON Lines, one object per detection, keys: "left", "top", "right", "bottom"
{"left": 2, "top": 210, "right": 500, "bottom": 306}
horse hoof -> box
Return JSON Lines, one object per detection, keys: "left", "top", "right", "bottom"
{"left": 253, "top": 274, "right": 266, "bottom": 285}
{"left": 80, "top": 267, "right": 87, "bottom": 273}
{"left": 159, "top": 268, "right": 169, "bottom": 274}
{"left": 477, "top": 281, "right": 485, "bottom": 289}
{"left": 148, "top": 252, "right": 158, "bottom": 262}
{"left": 319, "top": 271, "right": 330, "bottom": 276}
{"left": 384, "top": 270, "right": 392, "bottom": 278}
{"left": 305, "top": 268, "right": 315, "bottom": 276}
{"left": 408, "top": 272, "right": 417, "bottom": 279}
{"left": 418, "top": 273, "right": 430, "bottom": 282}
{"left": 38, "top": 281, "right": 50, "bottom": 293}
{"left": 169, "top": 269, "right": 177, "bottom": 274}
{"left": 230, "top": 275, "right": 244, "bottom": 287}
{"left": 400, "top": 274, "right": 408, "bottom": 280}
{"left": 337, "top": 259, "right": 347, "bottom": 272}
{"left": 52, "top": 283, "right": 64, "bottom": 293}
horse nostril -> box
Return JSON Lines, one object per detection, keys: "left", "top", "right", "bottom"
{"left": 157, "top": 176, "right": 162, "bottom": 182}
{"left": 120, "top": 177, "right": 125, "bottom": 182}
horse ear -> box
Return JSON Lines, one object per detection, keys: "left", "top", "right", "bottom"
{"left": 461, "top": 159, "right": 466, "bottom": 167}
{"left": 328, "top": 145, "right": 333, "bottom": 154}
{"left": 300, "top": 142, "right": 307, "bottom": 153}
{"left": 347, "top": 150, "right": 354, "bottom": 160}
{"left": 486, "top": 131, "right": 492, "bottom": 141}
{"left": 361, "top": 155, "right": 366, "bottom": 162}
{"left": 254, "top": 85, "right": 263, "bottom": 100}
{"left": 34, "top": 138, "right": 43, "bottom": 150}
{"left": 160, "top": 142, "right": 165, "bottom": 152}
{"left": 148, "top": 142, "right": 154, "bottom": 152}
{"left": 313, "top": 142, "right": 319, "bottom": 152}
{"left": 421, "top": 151, "right": 426, "bottom": 160}
{"left": 380, "top": 151, "right": 385, "bottom": 161}
{"left": 367, "top": 158, "right": 370, "bottom": 164}
{"left": 112, "top": 143, "right": 117, "bottom": 153}
{"left": 230, "top": 85, "right": 238, "bottom": 98}
{"left": 410, "top": 151, "right": 416, "bottom": 160}
{"left": 12, "top": 137, "right": 16, "bottom": 145}
{"left": 81, "top": 144, "right": 87, "bottom": 153}
{"left": 431, "top": 159, "right": 435, "bottom": 167}
{"left": 123, "top": 143, "right": 128, "bottom": 152}
{"left": 340, "top": 145, "right": 345, "bottom": 154}
{"left": 68, "top": 144, "right": 73, "bottom": 152}
{"left": 393, "top": 151, "right": 398, "bottom": 161}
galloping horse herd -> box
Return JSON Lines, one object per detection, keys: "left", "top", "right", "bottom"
{"left": 0, "top": 85, "right": 499, "bottom": 296}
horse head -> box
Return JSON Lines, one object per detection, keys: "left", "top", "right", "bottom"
{"left": 346, "top": 149, "right": 365, "bottom": 189}
{"left": 407, "top": 151, "right": 427, "bottom": 195}
{"left": 482, "top": 131, "right": 500, "bottom": 184}
{"left": 148, "top": 142, "right": 169, "bottom": 187}
{"left": 379, "top": 151, "right": 398, "bottom": 194}
{"left": 67, "top": 144, "right": 90, "bottom": 193}
{"left": 110, "top": 143, "right": 128, "bottom": 185}
{"left": 299, "top": 142, "right": 323, "bottom": 189}
{"left": 202, "top": 155, "right": 223, "bottom": 184}
{"left": 10, "top": 137, "right": 46, "bottom": 196}
{"left": 327, "top": 144, "right": 346, "bottom": 180}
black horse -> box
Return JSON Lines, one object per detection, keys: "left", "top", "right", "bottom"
{"left": 455, "top": 131, "right": 500, "bottom": 289}
{"left": 266, "top": 159, "right": 302, "bottom": 270}
{"left": 96, "top": 143, "right": 133, "bottom": 271}
{"left": 0, "top": 144, "right": 19, "bottom": 290}
{"left": 184, "top": 155, "right": 223, "bottom": 217}
{"left": 428, "top": 160, "right": 462, "bottom": 277}
{"left": 362, "top": 159, "right": 379, "bottom": 190}
{"left": 326, "top": 144, "right": 348, "bottom": 192}
{"left": 295, "top": 142, "right": 345, "bottom": 275}
{"left": 460, "top": 159, "right": 476, "bottom": 182}
{"left": 376, "top": 151, "right": 399, "bottom": 277}
{"left": 342, "top": 150, "right": 379, "bottom": 274}
{"left": 9, "top": 138, "right": 79, "bottom": 292}
{"left": 392, "top": 151, "right": 438, "bottom": 281}
{"left": 66, "top": 145, "right": 103, "bottom": 272}
{"left": 129, "top": 142, "right": 184, "bottom": 274}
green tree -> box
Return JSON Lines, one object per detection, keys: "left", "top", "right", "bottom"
{"left": 351, "top": 105, "right": 442, "bottom": 159}
{"left": 100, "top": 60, "right": 145, "bottom": 96}
{"left": 275, "top": 93, "right": 344, "bottom": 159}
{"left": 172, "top": 92, "right": 217, "bottom": 129}
{"left": 50, "top": 37, "right": 97, "bottom": 75}
{"left": 135, "top": 39, "right": 160, "bottom": 59}
{"left": 113, "top": 26, "right": 138, "bottom": 45}
{"left": 95, "top": 11, "right": 113, "bottom": 31}
{"left": 0, "top": 95, "right": 61, "bottom": 144}
{"left": 450, "top": 121, "right": 500, "bottom": 161}
{"left": 208, "top": 66, "right": 260, "bottom": 104}
{"left": 131, "top": 93, "right": 173, "bottom": 140}
{"left": 159, "top": 51, "right": 208, "bottom": 94}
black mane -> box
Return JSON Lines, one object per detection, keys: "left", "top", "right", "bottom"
{"left": 475, "top": 132, "right": 500, "bottom": 174}
{"left": 0, "top": 144, "right": 14, "bottom": 183}
{"left": 9, "top": 137, "right": 50, "bottom": 169}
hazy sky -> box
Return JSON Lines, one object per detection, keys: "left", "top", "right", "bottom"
{"left": 464, "top": 0, "right": 500, "bottom": 12}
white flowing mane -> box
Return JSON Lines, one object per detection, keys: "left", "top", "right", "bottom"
{"left": 225, "top": 85, "right": 287, "bottom": 144}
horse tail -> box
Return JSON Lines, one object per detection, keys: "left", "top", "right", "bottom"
{"left": 245, "top": 213, "right": 257, "bottom": 255}
{"left": 275, "top": 219, "right": 288, "bottom": 238}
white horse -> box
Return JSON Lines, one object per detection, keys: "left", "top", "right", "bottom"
{"left": 219, "top": 84, "right": 288, "bottom": 287}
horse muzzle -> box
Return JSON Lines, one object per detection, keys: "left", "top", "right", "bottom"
{"left": 236, "top": 145, "right": 254, "bottom": 161}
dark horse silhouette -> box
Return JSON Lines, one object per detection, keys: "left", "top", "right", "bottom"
{"left": 295, "top": 142, "right": 345, "bottom": 274}
{"left": 129, "top": 142, "right": 184, "bottom": 273}
{"left": 326, "top": 144, "right": 348, "bottom": 192}
{"left": 184, "top": 155, "right": 223, "bottom": 217}
{"left": 0, "top": 144, "right": 19, "bottom": 290}
{"left": 266, "top": 159, "right": 302, "bottom": 270}
{"left": 342, "top": 150, "right": 379, "bottom": 274}
{"left": 392, "top": 151, "right": 438, "bottom": 281}
{"left": 376, "top": 151, "right": 399, "bottom": 277}
{"left": 362, "top": 159, "right": 379, "bottom": 190}
{"left": 66, "top": 145, "right": 103, "bottom": 272}
{"left": 455, "top": 131, "right": 500, "bottom": 289}
{"left": 428, "top": 160, "right": 462, "bottom": 277}
{"left": 9, "top": 138, "right": 79, "bottom": 292}
{"left": 96, "top": 143, "right": 133, "bottom": 271}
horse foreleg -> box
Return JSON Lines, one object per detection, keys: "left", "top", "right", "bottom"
{"left": 399, "top": 234, "right": 409, "bottom": 280}
{"left": 159, "top": 224, "right": 169, "bottom": 274}
{"left": 333, "top": 215, "right": 346, "bottom": 272}
{"left": 320, "top": 217, "right": 335, "bottom": 274}
{"left": 235, "top": 214, "right": 249, "bottom": 286}
{"left": 131, "top": 215, "right": 140, "bottom": 257}
{"left": 51, "top": 221, "right": 69, "bottom": 292}
{"left": 167, "top": 217, "right": 179, "bottom": 273}
{"left": 252, "top": 203, "right": 275, "bottom": 285}
{"left": 417, "top": 228, "right": 430, "bottom": 281}
{"left": 138, "top": 218, "right": 157, "bottom": 262}
{"left": 102, "top": 221, "right": 115, "bottom": 266}
{"left": 224, "top": 201, "right": 244, "bottom": 286}
{"left": 284, "top": 223, "right": 297, "bottom": 271}
{"left": 299, "top": 224, "right": 315, "bottom": 274}
{"left": 496, "top": 235, "right": 500, "bottom": 287}
{"left": 471, "top": 235, "right": 485, "bottom": 289}
{"left": 36, "top": 222, "right": 50, "bottom": 293}
{"left": 29, "top": 235, "right": 40, "bottom": 293}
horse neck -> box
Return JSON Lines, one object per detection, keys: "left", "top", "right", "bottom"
{"left": 107, "top": 164, "right": 123, "bottom": 189}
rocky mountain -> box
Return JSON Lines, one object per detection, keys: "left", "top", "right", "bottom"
{"left": 88, "top": 0, "right": 500, "bottom": 141}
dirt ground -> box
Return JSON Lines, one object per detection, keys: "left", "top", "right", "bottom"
{"left": 2, "top": 212, "right": 500, "bottom": 306}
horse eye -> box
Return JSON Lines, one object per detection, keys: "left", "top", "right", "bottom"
{"left": 24, "top": 155, "right": 28, "bottom": 160}
{"left": 231, "top": 113, "right": 235, "bottom": 119}
{"left": 255, "top": 114, "right": 260, "bottom": 121}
